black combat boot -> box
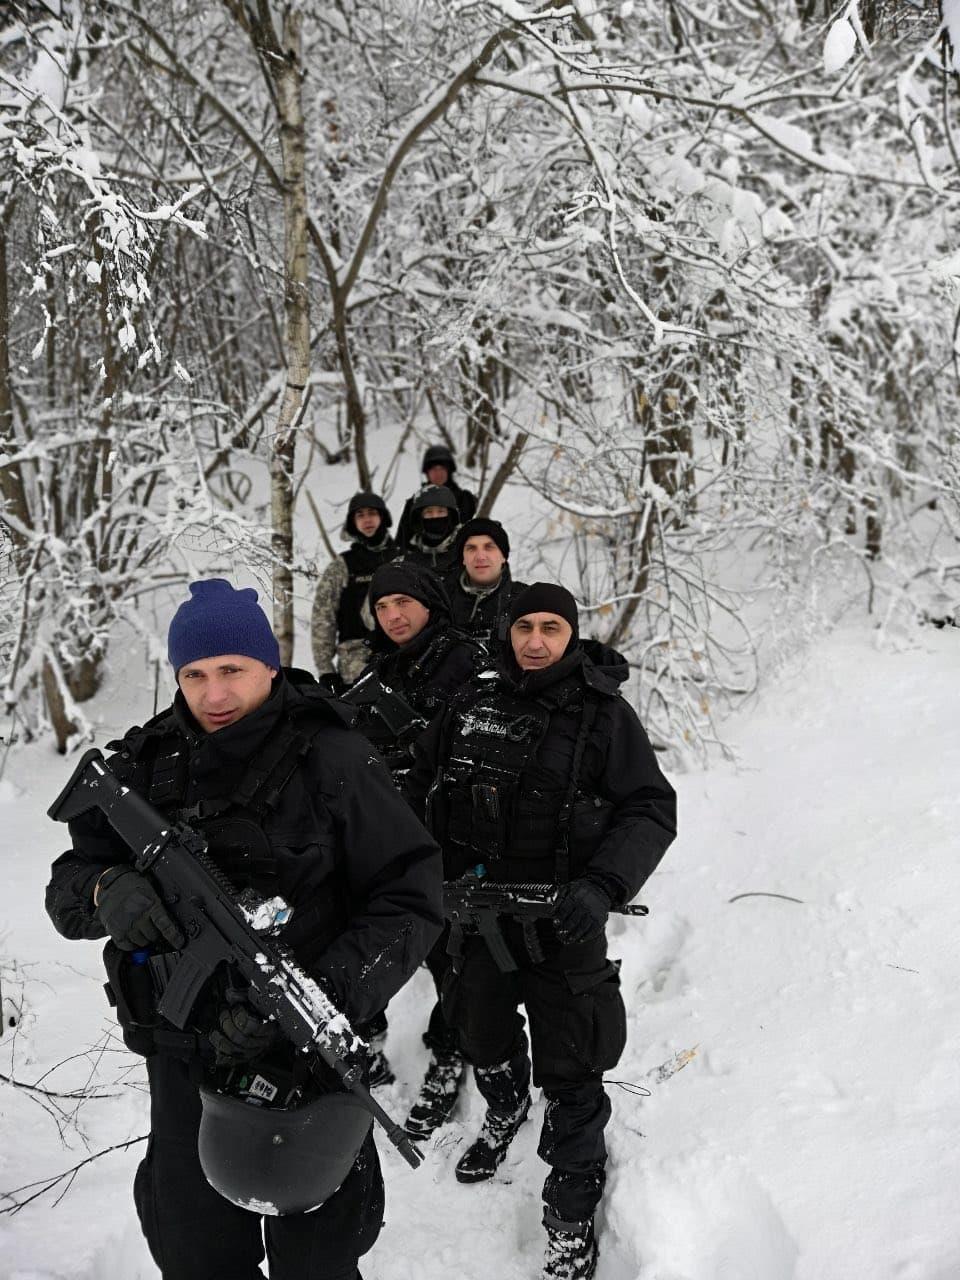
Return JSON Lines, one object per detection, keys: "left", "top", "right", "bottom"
{"left": 404, "top": 1049, "right": 465, "bottom": 1139}
{"left": 455, "top": 1053, "right": 531, "bottom": 1183}
{"left": 541, "top": 1213, "right": 598, "bottom": 1280}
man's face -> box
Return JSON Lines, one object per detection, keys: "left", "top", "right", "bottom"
{"left": 463, "top": 536, "right": 505, "bottom": 586}
{"left": 426, "top": 464, "right": 449, "bottom": 486}
{"left": 374, "top": 593, "right": 430, "bottom": 645}
{"left": 178, "top": 655, "right": 277, "bottom": 733}
{"left": 421, "top": 504, "right": 450, "bottom": 520}
{"left": 510, "top": 612, "right": 573, "bottom": 671}
{"left": 352, "top": 506, "right": 382, "bottom": 537}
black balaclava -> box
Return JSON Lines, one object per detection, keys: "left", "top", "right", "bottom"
{"left": 411, "top": 485, "right": 459, "bottom": 546}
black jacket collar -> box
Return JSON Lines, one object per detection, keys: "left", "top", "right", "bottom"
{"left": 497, "top": 642, "right": 624, "bottom": 701}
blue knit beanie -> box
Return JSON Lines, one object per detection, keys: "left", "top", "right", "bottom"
{"left": 167, "top": 579, "right": 281, "bottom": 673}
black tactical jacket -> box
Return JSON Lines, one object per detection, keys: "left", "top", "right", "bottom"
{"left": 446, "top": 565, "right": 527, "bottom": 643}
{"left": 403, "top": 642, "right": 676, "bottom": 899}
{"left": 344, "top": 624, "right": 488, "bottom": 780}
{"left": 396, "top": 480, "right": 477, "bottom": 550}
{"left": 45, "top": 670, "right": 443, "bottom": 1041}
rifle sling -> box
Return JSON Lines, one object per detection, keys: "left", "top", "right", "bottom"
{"left": 554, "top": 696, "right": 601, "bottom": 886}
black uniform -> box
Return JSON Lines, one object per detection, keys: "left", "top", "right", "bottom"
{"left": 343, "top": 614, "right": 488, "bottom": 1060}
{"left": 396, "top": 445, "right": 477, "bottom": 549}
{"left": 403, "top": 641, "right": 676, "bottom": 1223}
{"left": 343, "top": 565, "right": 488, "bottom": 1064}
{"left": 343, "top": 621, "right": 488, "bottom": 781}
{"left": 399, "top": 486, "right": 463, "bottom": 576}
{"left": 46, "top": 670, "right": 443, "bottom": 1280}
{"left": 446, "top": 565, "right": 528, "bottom": 643}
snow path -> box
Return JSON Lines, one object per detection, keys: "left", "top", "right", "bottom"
{"left": 0, "top": 622, "right": 957, "bottom": 1279}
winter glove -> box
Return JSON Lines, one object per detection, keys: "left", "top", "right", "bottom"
{"left": 553, "top": 878, "right": 612, "bottom": 945}
{"left": 208, "top": 987, "right": 279, "bottom": 1066}
{"left": 94, "top": 866, "right": 185, "bottom": 952}
{"left": 317, "top": 670, "right": 345, "bottom": 695}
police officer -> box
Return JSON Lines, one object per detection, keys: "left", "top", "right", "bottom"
{"left": 396, "top": 444, "right": 477, "bottom": 548}
{"left": 343, "top": 561, "right": 488, "bottom": 1121}
{"left": 404, "top": 583, "right": 676, "bottom": 1280}
{"left": 447, "top": 517, "right": 526, "bottom": 642}
{"left": 45, "top": 579, "right": 443, "bottom": 1280}
{"left": 345, "top": 561, "right": 486, "bottom": 780}
{"left": 398, "top": 485, "right": 462, "bottom": 573}
{"left": 311, "top": 491, "right": 398, "bottom": 689}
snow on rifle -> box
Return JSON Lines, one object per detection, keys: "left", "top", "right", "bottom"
{"left": 48, "top": 747, "right": 423, "bottom": 1170}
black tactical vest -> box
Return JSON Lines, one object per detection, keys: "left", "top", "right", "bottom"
{"left": 101, "top": 700, "right": 347, "bottom": 1057}
{"left": 336, "top": 540, "right": 398, "bottom": 642}
{"left": 114, "top": 696, "right": 337, "bottom": 909}
{"left": 347, "top": 627, "right": 485, "bottom": 779}
{"left": 433, "top": 679, "right": 613, "bottom": 884}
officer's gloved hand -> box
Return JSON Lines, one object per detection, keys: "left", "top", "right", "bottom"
{"left": 317, "top": 671, "right": 345, "bottom": 696}
{"left": 554, "top": 877, "right": 613, "bottom": 945}
{"left": 95, "top": 866, "right": 185, "bottom": 952}
{"left": 209, "top": 987, "right": 278, "bottom": 1066}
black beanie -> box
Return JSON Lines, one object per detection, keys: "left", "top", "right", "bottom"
{"left": 508, "top": 583, "right": 579, "bottom": 637}
{"left": 455, "top": 518, "right": 510, "bottom": 562}
{"left": 368, "top": 561, "right": 449, "bottom": 615}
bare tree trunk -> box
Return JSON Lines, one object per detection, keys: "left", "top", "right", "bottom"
{"left": 42, "top": 656, "right": 76, "bottom": 755}
{"left": 0, "top": 212, "right": 31, "bottom": 554}
{"left": 478, "top": 430, "right": 527, "bottom": 517}
{"left": 607, "top": 500, "right": 657, "bottom": 649}
{"left": 269, "top": 9, "right": 310, "bottom": 665}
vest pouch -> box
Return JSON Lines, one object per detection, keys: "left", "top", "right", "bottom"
{"left": 201, "top": 817, "right": 278, "bottom": 894}
{"left": 102, "top": 940, "right": 161, "bottom": 1057}
{"left": 569, "top": 794, "right": 615, "bottom": 863}
{"left": 511, "top": 784, "right": 567, "bottom": 864}
{"left": 444, "top": 773, "right": 516, "bottom": 861}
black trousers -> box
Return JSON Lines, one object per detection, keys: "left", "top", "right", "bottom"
{"left": 134, "top": 1055, "right": 384, "bottom": 1280}
{"left": 451, "top": 926, "right": 626, "bottom": 1222}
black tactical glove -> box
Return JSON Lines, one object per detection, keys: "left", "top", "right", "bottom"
{"left": 317, "top": 671, "right": 345, "bottom": 695}
{"left": 209, "top": 987, "right": 279, "bottom": 1066}
{"left": 554, "top": 878, "right": 612, "bottom": 945}
{"left": 95, "top": 866, "right": 185, "bottom": 952}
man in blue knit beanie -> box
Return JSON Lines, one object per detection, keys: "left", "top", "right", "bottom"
{"left": 167, "top": 578, "right": 281, "bottom": 733}
{"left": 46, "top": 576, "right": 443, "bottom": 1279}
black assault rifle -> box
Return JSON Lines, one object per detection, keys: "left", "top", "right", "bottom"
{"left": 443, "top": 869, "right": 648, "bottom": 973}
{"left": 342, "top": 673, "right": 426, "bottom": 742}
{"left": 48, "top": 748, "right": 423, "bottom": 1170}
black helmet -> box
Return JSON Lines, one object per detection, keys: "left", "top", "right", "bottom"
{"left": 342, "top": 491, "right": 391, "bottom": 539}
{"left": 410, "top": 484, "right": 458, "bottom": 515}
{"left": 198, "top": 1084, "right": 373, "bottom": 1215}
{"left": 422, "top": 444, "right": 456, "bottom": 476}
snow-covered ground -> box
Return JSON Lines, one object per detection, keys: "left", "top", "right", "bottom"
{"left": 1, "top": 620, "right": 957, "bottom": 1280}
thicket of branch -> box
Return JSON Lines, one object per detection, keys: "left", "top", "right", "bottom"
{"left": 1, "top": 1, "right": 959, "bottom": 755}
